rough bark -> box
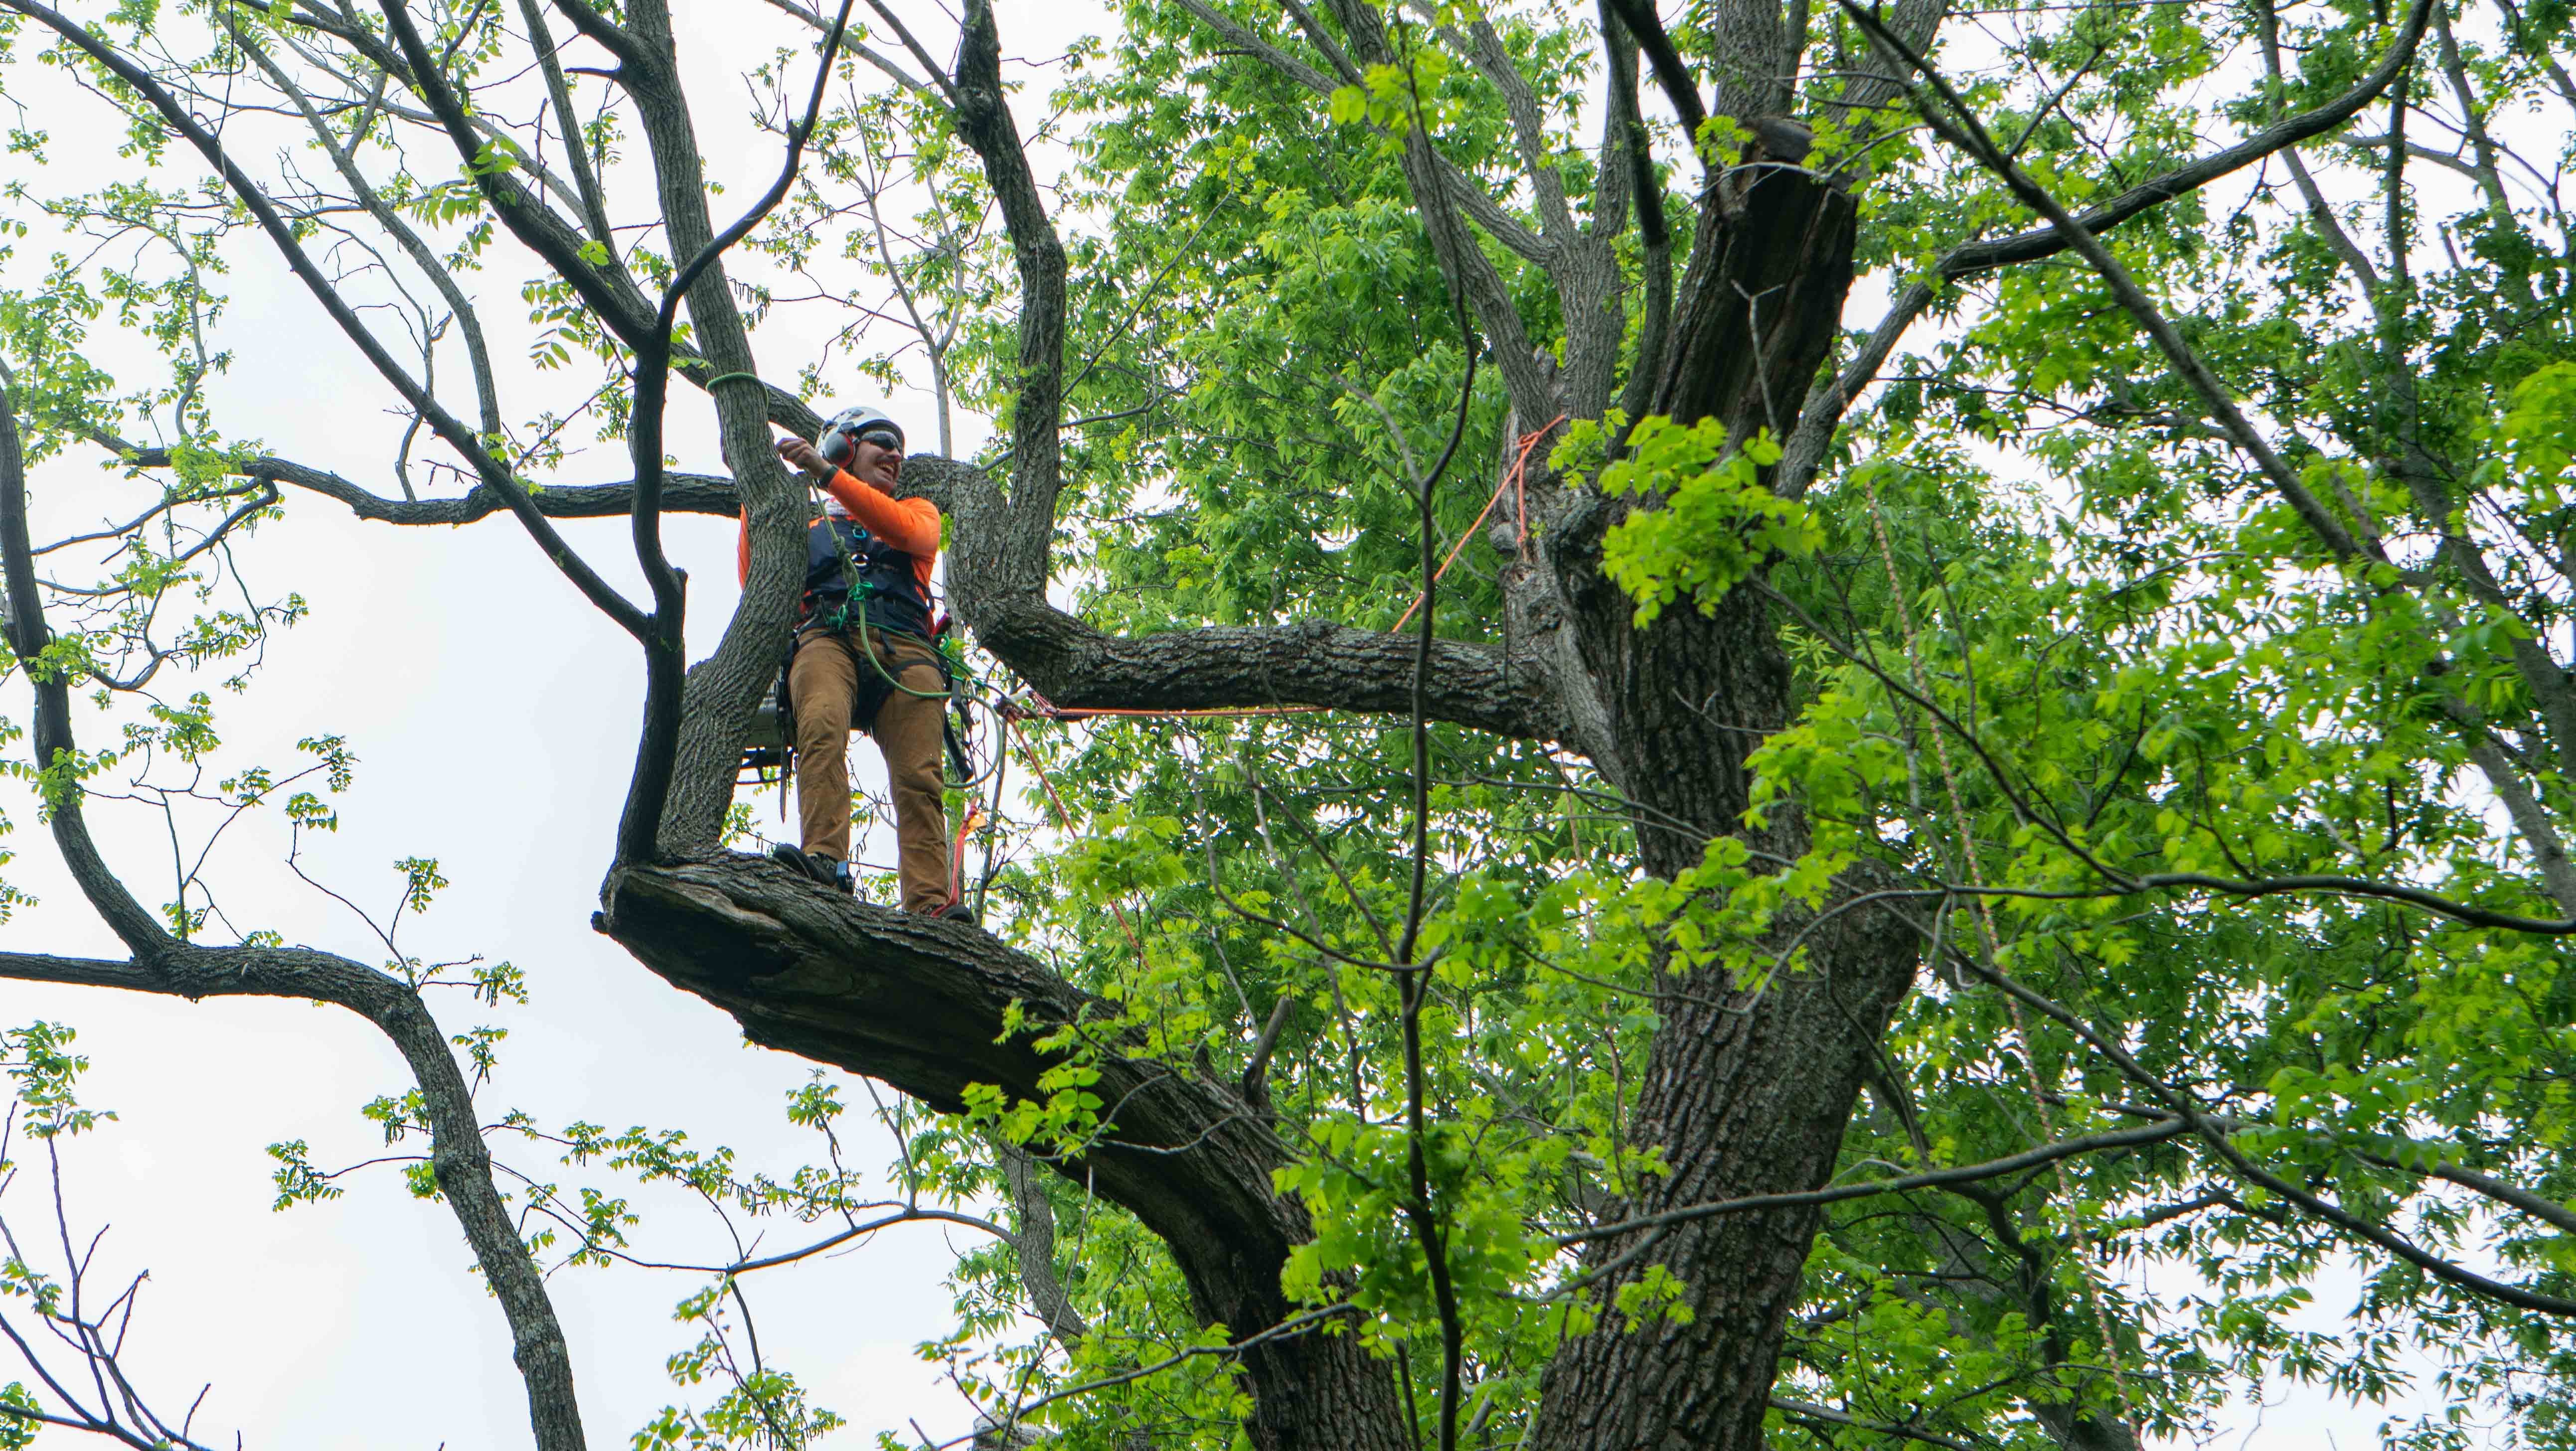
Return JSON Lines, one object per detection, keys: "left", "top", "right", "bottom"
{"left": 977, "top": 597, "right": 1562, "bottom": 740}
{"left": 17, "top": 1, "right": 2441, "bottom": 1445}
{"left": 596, "top": 0, "right": 814, "bottom": 857}
{"left": 1517, "top": 881, "right": 1916, "bottom": 1451}
{"left": 1652, "top": 164, "right": 1859, "bottom": 446}
{"left": 1489, "top": 157, "right": 1913, "bottom": 1451}
{"left": 598, "top": 855, "right": 1412, "bottom": 1451}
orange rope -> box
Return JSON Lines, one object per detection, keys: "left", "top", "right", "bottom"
{"left": 1013, "top": 732, "right": 1147, "bottom": 963}
{"left": 946, "top": 803, "right": 985, "bottom": 909}
{"left": 1392, "top": 413, "right": 1564, "bottom": 633}
{"left": 992, "top": 413, "right": 1569, "bottom": 729}
{"left": 1024, "top": 703, "right": 1325, "bottom": 722}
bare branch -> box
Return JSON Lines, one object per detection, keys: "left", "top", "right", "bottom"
{"left": 4, "top": 0, "right": 653, "bottom": 637}
{"left": 230, "top": 19, "right": 506, "bottom": 439}
{"left": 1554, "top": 1118, "right": 2191, "bottom": 1245}
{"left": 516, "top": 0, "right": 617, "bottom": 242}
{"left": 107, "top": 446, "right": 744, "bottom": 524}
{"left": 0, "top": 384, "right": 591, "bottom": 1451}
{"left": 1779, "top": 0, "right": 2434, "bottom": 498}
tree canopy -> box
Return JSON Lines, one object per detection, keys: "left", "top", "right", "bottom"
{"left": 4, "top": 0, "right": 2576, "bottom": 1445}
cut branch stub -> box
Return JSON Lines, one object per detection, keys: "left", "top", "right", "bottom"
{"left": 598, "top": 854, "right": 1412, "bottom": 1451}
{"left": 1655, "top": 160, "right": 1860, "bottom": 444}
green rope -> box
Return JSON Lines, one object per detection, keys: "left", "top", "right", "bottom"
{"left": 814, "top": 503, "right": 946, "bottom": 702}
{"left": 852, "top": 618, "right": 955, "bottom": 701}
{"left": 705, "top": 371, "right": 766, "bottom": 392}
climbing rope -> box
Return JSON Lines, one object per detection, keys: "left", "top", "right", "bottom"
{"left": 849, "top": 614, "right": 957, "bottom": 701}
{"left": 1392, "top": 414, "right": 1565, "bottom": 633}
{"left": 766, "top": 409, "right": 1570, "bottom": 948}
{"left": 1860, "top": 471, "right": 2145, "bottom": 1435}
{"left": 1011, "top": 727, "right": 1148, "bottom": 965}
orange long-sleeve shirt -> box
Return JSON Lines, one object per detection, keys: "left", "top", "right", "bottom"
{"left": 736, "top": 466, "right": 942, "bottom": 598}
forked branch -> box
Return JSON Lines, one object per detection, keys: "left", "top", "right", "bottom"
{"left": 0, "top": 381, "right": 591, "bottom": 1451}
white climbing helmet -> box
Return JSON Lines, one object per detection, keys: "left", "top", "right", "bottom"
{"left": 818, "top": 403, "right": 905, "bottom": 468}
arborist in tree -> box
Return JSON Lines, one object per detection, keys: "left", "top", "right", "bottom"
{"left": 742, "top": 403, "right": 975, "bottom": 924}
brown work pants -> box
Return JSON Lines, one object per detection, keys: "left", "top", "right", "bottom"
{"left": 788, "top": 622, "right": 951, "bottom": 912}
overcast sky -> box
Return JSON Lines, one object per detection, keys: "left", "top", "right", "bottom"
{"left": 0, "top": 0, "right": 1057, "bottom": 1442}
{"left": 0, "top": 0, "right": 2498, "bottom": 1444}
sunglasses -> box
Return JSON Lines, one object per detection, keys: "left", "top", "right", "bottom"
{"left": 820, "top": 425, "right": 904, "bottom": 467}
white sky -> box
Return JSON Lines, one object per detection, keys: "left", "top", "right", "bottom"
{"left": 0, "top": 0, "right": 2529, "bottom": 1445}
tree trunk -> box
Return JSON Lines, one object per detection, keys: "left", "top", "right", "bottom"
{"left": 1516, "top": 164, "right": 1921, "bottom": 1451}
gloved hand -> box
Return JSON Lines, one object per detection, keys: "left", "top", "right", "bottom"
{"left": 777, "top": 435, "right": 833, "bottom": 480}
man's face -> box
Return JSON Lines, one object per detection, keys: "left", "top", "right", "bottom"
{"left": 852, "top": 433, "right": 903, "bottom": 490}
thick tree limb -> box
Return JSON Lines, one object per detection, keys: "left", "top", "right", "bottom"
{"left": 949, "top": 0, "right": 1070, "bottom": 569}
{"left": 980, "top": 600, "right": 1564, "bottom": 741}
{"left": 1652, "top": 159, "right": 1859, "bottom": 443}
{"left": 924, "top": 1, "right": 1561, "bottom": 745}
{"left": 611, "top": 0, "right": 856, "bottom": 864}
{"left": 1599, "top": 0, "right": 1707, "bottom": 143}
{"left": 597, "top": 854, "right": 1411, "bottom": 1451}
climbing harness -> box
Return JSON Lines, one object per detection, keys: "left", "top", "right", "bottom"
{"left": 742, "top": 463, "right": 997, "bottom": 884}
{"left": 746, "top": 407, "right": 1577, "bottom": 933}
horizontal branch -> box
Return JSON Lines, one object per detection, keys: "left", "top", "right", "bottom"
{"left": 1554, "top": 1117, "right": 2191, "bottom": 1245}
{"left": 0, "top": 952, "right": 176, "bottom": 994}
{"left": 110, "top": 447, "right": 742, "bottom": 524}
{"left": 976, "top": 597, "right": 1566, "bottom": 743}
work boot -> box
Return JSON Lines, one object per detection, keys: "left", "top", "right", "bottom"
{"left": 938, "top": 900, "right": 980, "bottom": 928}
{"left": 770, "top": 843, "right": 854, "bottom": 894}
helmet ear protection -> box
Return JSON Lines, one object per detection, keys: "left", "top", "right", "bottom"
{"left": 817, "top": 404, "right": 904, "bottom": 468}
